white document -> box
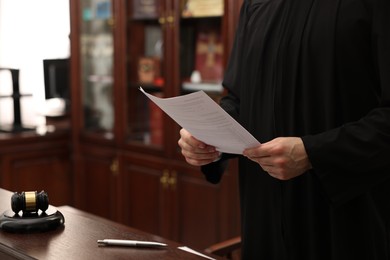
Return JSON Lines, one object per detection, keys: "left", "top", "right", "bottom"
{"left": 178, "top": 246, "right": 216, "bottom": 260}
{"left": 140, "top": 87, "right": 260, "bottom": 154}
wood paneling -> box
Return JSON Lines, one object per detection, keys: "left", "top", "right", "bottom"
{"left": 0, "top": 131, "right": 72, "bottom": 207}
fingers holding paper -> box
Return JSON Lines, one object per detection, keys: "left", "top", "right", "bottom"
{"left": 178, "top": 128, "right": 221, "bottom": 166}
{"left": 243, "top": 137, "right": 312, "bottom": 180}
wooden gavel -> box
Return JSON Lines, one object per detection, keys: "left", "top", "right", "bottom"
{"left": 11, "top": 191, "right": 49, "bottom": 214}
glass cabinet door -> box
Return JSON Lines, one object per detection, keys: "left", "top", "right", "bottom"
{"left": 126, "top": 1, "right": 166, "bottom": 148}
{"left": 125, "top": 0, "right": 226, "bottom": 149}
{"left": 80, "top": 0, "right": 114, "bottom": 134}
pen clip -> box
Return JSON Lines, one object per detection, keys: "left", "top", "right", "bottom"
{"left": 97, "top": 240, "right": 107, "bottom": 246}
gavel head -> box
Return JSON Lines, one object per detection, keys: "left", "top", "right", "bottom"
{"left": 11, "top": 191, "right": 49, "bottom": 214}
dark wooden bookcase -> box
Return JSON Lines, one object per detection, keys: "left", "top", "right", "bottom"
{"left": 69, "top": 0, "right": 243, "bottom": 249}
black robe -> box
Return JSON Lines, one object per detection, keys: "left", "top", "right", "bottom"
{"left": 202, "top": 0, "right": 390, "bottom": 259}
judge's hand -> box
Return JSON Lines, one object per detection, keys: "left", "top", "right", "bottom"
{"left": 178, "top": 128, "right": 221, "bottom": 166}
{"left": 243, "top": 137, "right": 312, "bottom": 180}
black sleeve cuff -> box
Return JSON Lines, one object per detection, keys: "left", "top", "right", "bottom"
{"left": 200, "top": 153, "right": 236, "bottom": 184}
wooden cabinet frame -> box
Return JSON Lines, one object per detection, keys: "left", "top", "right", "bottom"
{"left": 69, "top": 0, "right": 243, "bottom": 249}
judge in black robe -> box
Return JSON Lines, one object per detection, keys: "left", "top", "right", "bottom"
{"left": 178, "top": 0, "right": 390, "bottom": 259}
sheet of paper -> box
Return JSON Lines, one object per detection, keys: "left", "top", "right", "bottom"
{"left": 178, "top": 246, "right": 216, "bottom": 260}
{"left": 140, "top": 87, "right": 260, "bottom": 154}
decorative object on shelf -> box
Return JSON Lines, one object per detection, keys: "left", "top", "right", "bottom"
{"left": 132, "top": 0, "right": 159, "bottom": 20}
{"left": 0, "top": 68, "right": 34, "bottom": 133}
{"left": 182, "top": 0, "right": 224, "bottom": 18}
{"left": 0, "top": 191, "right": 65, "bottom": 233}
{"left": 190, "top": 70, "right": 202, "bottom": 83}
{"left": 195, "top": 30, "right": 223, "bottom": 83}
{"left": 138, "top": 57, "right": 161, "bottom": 84}
{"left": 145, "top": 26, "right": 163, "bottom": 58}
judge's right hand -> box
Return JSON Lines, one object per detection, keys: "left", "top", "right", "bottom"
{"left": 178, "top": 128, "right": 221, "bottom": 166}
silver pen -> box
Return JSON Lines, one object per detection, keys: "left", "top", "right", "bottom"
{"left": 97, "top": 239, "right": 167, "bottom": 248}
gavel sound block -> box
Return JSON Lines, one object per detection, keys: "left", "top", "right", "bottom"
{"left": 0, "top": 191, "right": 65, "bottom": 233}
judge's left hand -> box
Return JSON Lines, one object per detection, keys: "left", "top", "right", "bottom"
{"left": 243, "top": 137, "right": 312, "bottom": 180}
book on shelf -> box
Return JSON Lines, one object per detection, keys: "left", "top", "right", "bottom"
{"left": 182, "top": 0, "right": 224, "bottom": 18}
{"left": 148, "top": 93, "right": 163, "bottom": 146}
{"left": 96, "top": 1, "right": 111, "bottom": 19}
{"left": 194, "top": 30, "right": 223, "bottom": 83}
{"left": 133, "top": 0, "right": 159, "bottom": 19}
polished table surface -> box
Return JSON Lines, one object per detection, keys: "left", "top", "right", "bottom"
{"left": 0, "top": 188, "right": 218, "bottom": 259}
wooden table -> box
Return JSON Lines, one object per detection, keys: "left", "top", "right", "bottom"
{"left": 0, "top": 188, "right": 218, "bottom": 259}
